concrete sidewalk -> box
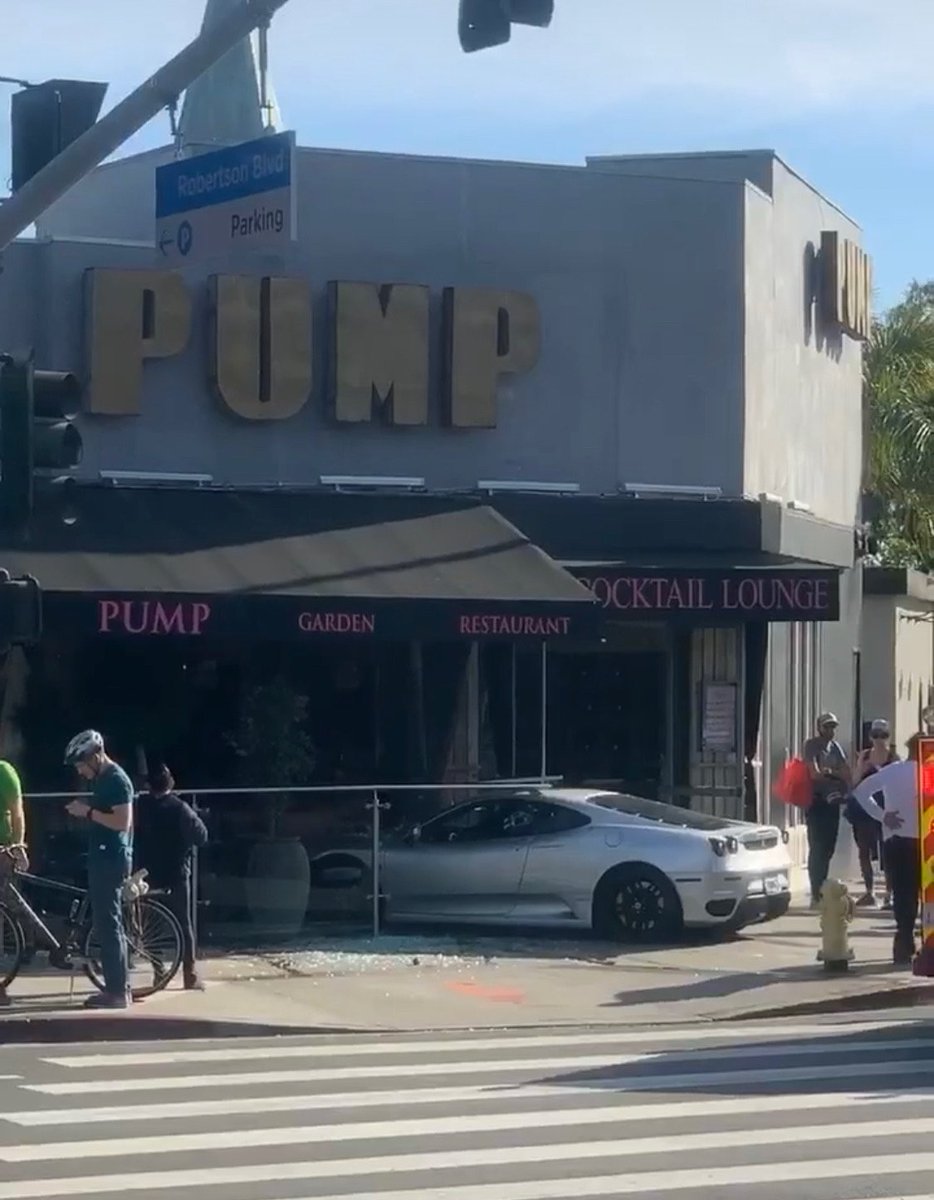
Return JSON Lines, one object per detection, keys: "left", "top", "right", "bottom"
{"left": 1, "top": 898, "right": 931, "bottom": 1041}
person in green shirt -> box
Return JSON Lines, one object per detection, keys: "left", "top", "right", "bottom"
{"left": 0, "top": 759, "right": 25, "bottom": 851}
{"left": 0, "top": 758, "right": 27, "bottom": 1008}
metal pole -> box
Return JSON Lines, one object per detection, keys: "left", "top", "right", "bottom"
{"left": 370, "top": 789, "right": 381, "bottom": 938}
{"left": 539, "top": 641, "right": 548, "bottom": 781}
{"left": 510, "top": 645, "right": 517, "bottom": 777}
{"left": 190, "top": 793, "right": 200, "bottom": 961}
{"left": 0, "top": 0, "right": 292, "bottom": 251}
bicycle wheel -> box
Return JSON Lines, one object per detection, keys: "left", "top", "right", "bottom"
{"left": 83, "top": 896, "right": 184, "bottom": 999}
{"left": 0, "top": 901, "right": 25, "bottom": 990}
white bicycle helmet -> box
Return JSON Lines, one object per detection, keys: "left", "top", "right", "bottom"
{"left": 64, "top": 729, "right": 104, "bottom": 766}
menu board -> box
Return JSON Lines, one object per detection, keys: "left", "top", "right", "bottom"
{"left": 702, "top": 682, "right": 737, "bottom": 754}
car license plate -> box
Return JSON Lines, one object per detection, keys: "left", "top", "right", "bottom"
{"left": 765, "top": 875, "right": 783, "bottom": 895}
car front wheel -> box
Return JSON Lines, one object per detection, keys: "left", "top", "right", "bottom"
{"left": 593, "top": 865, "right": 683, "bottom": 943}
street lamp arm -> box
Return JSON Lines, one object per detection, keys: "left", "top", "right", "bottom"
{"left": 0, "top": 0, "right": 292, "bottom": 253}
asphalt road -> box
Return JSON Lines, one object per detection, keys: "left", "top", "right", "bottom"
{"left": 2, "top": 1014, "right": 934, "bottom": 1199}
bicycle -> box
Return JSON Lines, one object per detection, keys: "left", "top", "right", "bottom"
{"left": 0, "top": 847, "right": 184, "bottom": 999}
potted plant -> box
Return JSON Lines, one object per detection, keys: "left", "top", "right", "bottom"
{"left": 230, "top": 676, "right": 317, "bottom": 937}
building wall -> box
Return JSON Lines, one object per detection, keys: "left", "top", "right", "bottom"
{"left": 892, "top": 602, "right": 934, "bottom": 747}
{"left": 36, "top": 149, "right": 174, "bottom": 243}
{"left": 742, "top": 162, "right": 863, "bottom": 529}
{"left": 859, "top": 593, "right": 933, "bottom": 753}
{"left": 860, "top": 594, "right": 896, "bottom": 732}
{"left": 588, "top": 150, "right": 863, "bottom": 530}
{"left": 2, "top": 145, "right": 859, "bottom": 518}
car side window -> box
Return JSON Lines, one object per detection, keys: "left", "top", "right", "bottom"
{"left": 498, "top": 802, "right": 540, "bottom": 839}
{"left": 526, "top": 803, "right": 591, "bottom": 836}
{"left": 419, "top": 803, "right": 500, "bottom": 844}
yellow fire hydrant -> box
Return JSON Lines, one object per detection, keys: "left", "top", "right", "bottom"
{"left": 816, "top": 878, "right": 855, "bottom": 972}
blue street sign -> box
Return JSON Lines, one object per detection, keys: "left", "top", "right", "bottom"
{"left": 154, "top": 131, "right": 296, "bottom": 264}
{"left": 156, "top": 131, "right": 293, "bottom": 219}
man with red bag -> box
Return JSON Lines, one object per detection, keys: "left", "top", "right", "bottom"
{"left": 802, "top": 713, "right": 852, "bottom": 907}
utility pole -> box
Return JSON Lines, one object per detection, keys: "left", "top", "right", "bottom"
{"left": 0, "top": 0, "right": 292, "bottom": 253}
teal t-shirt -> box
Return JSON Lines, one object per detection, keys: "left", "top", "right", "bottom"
{"left": 88, "top": 763, "right": 133, "bottom": 861}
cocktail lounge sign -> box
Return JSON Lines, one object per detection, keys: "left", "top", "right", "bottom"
{"left": 83, "top": 267, "right": 540, "bottom": 430}
{"left": 573, "top": 568, "right": 840, "bottom": 622}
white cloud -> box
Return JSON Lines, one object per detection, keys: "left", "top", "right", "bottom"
{"left": 4, "top": 0, "right": 934, "bottom": 135}
{"left": 294, "top": 0, "right": 934, "bottom": 116}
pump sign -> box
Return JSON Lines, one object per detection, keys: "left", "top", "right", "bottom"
{"left": 918, "top": 737, "right": 934, "bottom": 956}
{"left": 155, "top": 131, "right": 296, "bottom": 264}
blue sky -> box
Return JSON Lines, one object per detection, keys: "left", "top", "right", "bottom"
{"left": 3, "top": 0, "right": 932, "bottom": 312}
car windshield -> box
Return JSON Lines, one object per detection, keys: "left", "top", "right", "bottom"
{"left": 589, "top": 792, "right": 737, "bottom": 831}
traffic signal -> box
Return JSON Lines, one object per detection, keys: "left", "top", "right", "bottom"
{"left": 10, "top": 79, "right": 108, "bottom": 192}
{"left": 458, "top": 0, "right": 554, "bottom": 53}
{"left": 0, "top": 571, "right": 42, "bottom": 647}
{"left": 0, "top": 354, "right": 83, "bottom": 531}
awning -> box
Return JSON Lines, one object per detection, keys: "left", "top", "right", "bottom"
{"left": 0, "top": 488, "right": 596, "bottom": 641}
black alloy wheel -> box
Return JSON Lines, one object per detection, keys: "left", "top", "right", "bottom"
{"left": 595, "top": 865, "right": 683, "bottom": 943}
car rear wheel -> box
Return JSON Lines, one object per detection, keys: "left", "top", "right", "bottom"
{"left": 593, "top": 865, "right": 683, "bottom": 943}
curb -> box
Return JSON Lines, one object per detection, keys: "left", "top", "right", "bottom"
{"left": 720, "top": 982, "right": 934, "bottom": 1023}
{"left": 2, "top": 984, "right": 931, "bottom": 1043}
{"left": 0, "top": 1014, "right": 365, "bottom": 1045}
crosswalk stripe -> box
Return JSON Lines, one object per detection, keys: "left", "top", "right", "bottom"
{"left": 7, "top": 1023, "right": 934, "bottom": 1200}
{"left": 7, "top": 1081, "right": 934, "bottom": 1128}
{"left": 2, "top": 1112, "right": 933, "bottom": 1165}
{"left": 267, "top": 1185, "right": 934, "bottom": 1200}
{"left": 40, "top": 1020, "right": 895, "bottom": 1068}
{"left": 23, "top": 1045, "right": 934, "bottom": 1095}
{"left": 9, "top": 1145, "right": 934, "bottom": 1198}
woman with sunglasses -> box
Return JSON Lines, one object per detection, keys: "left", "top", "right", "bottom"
{"left": 849, "top": 718, "right": 898, "bottom": 909}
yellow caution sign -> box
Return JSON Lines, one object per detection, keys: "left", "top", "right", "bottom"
{"left": 916, "top": 739, "right": 934, "bottom": 970}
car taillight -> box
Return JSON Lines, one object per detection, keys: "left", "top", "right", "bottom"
{"left": 709, "top": 836, "right": 740, "bottom": 857}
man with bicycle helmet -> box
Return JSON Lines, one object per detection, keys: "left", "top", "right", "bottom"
{"left": 0, "top": 756, "right": 27, "bottom": 1007}
{"left": 64, "top": 730, "right": 134, "bottom": 1008}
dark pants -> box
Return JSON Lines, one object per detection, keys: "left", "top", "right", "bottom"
{"left": 885, "top": 835, "right": 920, "bottom": 962}
{"left": 852, "top": 818, "right": 881, "bottom": 893}
{"left": 806, "top": 801, "right": 840, "bottom": 901}
{"left": 88, "top": 851, "right": 130, "bottom": 996}
{"left": 163, "top": 876, "right": 197, "bottom": 977}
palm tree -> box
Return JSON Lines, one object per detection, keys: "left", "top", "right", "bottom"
{"left": 864, "top": 283, "right": 934, "bottom": 567}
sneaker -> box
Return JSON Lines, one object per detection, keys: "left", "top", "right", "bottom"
{"left": 183, "top": 972, "right": 205, "bottom": 992}
{"left": 855, "top": 893, "right": 878, "bottom": 908}
{"left": 84, "top": 991, "right": 130, "bottom": 1010}
{"left": 882, "top": 895, "right": 893, "bottom": 911}
{"left": 48, "top": 947, "right": 75, "bottom": 971}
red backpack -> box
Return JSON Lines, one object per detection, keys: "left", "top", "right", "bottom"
{"left": 774, "top": 757, "right": 812, "bottom": 809}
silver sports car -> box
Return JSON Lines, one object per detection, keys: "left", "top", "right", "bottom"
{"left": 308, "top": 787, "right": 792, "bottom": 941}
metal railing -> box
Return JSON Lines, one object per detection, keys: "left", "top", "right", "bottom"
{"left": 22, "top": 778, "right": 563, "bottom": 950}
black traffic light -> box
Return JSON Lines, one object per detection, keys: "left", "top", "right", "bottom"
{"left": 458, "top": 0, "right": 554, "bottom": 52}
{"left": 0, "top": 571, "right": 42, "bottom": 646}
{"left": 11, "top": 79, "right": 108, "bottom": 192}
{"left": 0, "top": 354, "right": 83, "bottom": 531}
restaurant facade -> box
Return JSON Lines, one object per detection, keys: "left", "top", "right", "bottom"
{"left": 0, "top": 63, "right": 868, "bottom": 929}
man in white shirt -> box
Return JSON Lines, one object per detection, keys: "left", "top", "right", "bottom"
{"left": 850, "top": 734, "right": 921, "bottom": 966}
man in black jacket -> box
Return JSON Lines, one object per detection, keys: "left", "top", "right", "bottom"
{"left": 134, "top": 764, "right": 208, "bottom": 990}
